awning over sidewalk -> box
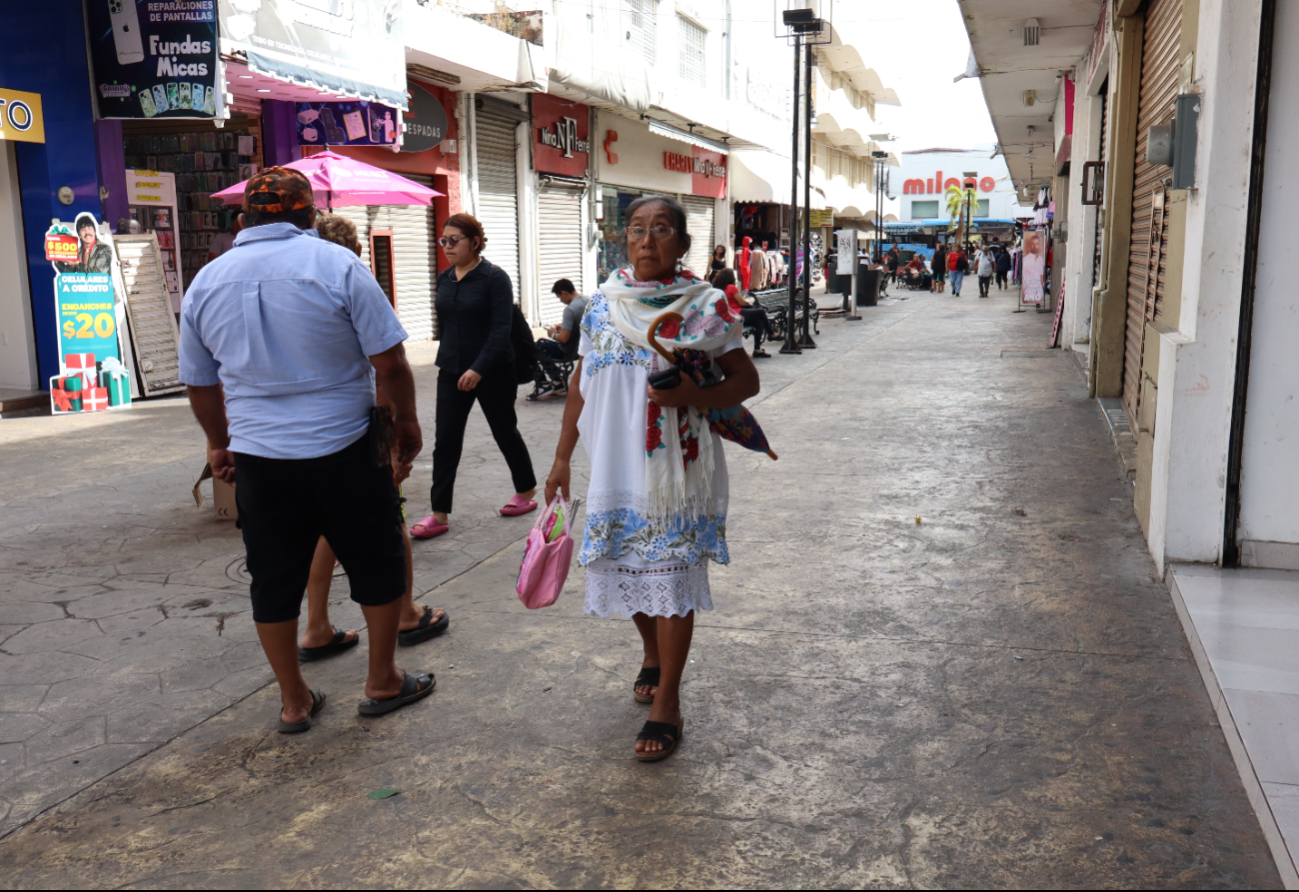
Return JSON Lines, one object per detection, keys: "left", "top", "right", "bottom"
{"left": 730, "top": 151, "right": 827, "bottom": 210}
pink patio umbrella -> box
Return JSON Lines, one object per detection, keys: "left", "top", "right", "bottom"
{"left": 213, "top": 150, "right": 442, "bottom": 210}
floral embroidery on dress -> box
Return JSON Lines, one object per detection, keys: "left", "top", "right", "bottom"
{"left": 647, "top": 401, "right": 665, "bottom": 456}
{"left": 579, "top": 506, "right": 729, "bottom": 567}
{"left": 581, "top": 292, "right": 656, "bottom": 377}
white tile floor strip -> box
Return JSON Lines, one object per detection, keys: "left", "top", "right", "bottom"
{"left": 1169, "top": 563, "right": 1299, "bottom": 888}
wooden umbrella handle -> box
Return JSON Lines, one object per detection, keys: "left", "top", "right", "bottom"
{"left": 647, "top": 311, "right": 683, "bottom": 365}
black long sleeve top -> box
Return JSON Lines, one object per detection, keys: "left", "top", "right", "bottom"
{"left": 434, "top": 258, "right": 516, "bottom": 376}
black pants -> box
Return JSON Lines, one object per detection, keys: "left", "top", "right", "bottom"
{"left": 533, "top": 339, "right": 569, "bottom": 388}
{"left": 235, "top": 432, "right": 406, "bottom": 624}
{"left": 995, "top": 270, "right": 1008, "bottom": 289}
{"left": 740, "top": 307, "right": 771, "bottom": 352}
{"left": 978, "top": 275, "right": 992, "bottom": 297}
{"left": 431, "top": 369, "right": 536, "bottom": 514}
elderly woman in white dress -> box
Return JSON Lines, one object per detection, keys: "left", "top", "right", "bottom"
{"left": 544, "top": 195, "right": 760, "bottom": 762}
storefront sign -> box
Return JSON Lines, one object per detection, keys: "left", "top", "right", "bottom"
{"left": 810, "top": 209, "right": 835, "bottom": 229}
{"left": 0, "top": 87, "right": 45, "bottom": 143}
{"left": 532, "top": 94, "right": 589, "bottom": 176}
{"left": 44, "top": 215, "right": 128, "bottom": 414}
{"left": 219, "top": 0, "right": 407, "bottom": 110}
{"left": 902, "top": 172, "right": 997, "bottom": 195}
{"left": 297, "top": 101, "right": 399, "bottom": 147}
{"left": 87, "top": 1, "right": 218, "bottom": 119}
{"left": 400, "top": 83, "right": 448, "bottom": 153}
{"left": 691, "top": 146, "right": 726, "bottom": 199}
{"left": 125, "top": 170, "right": 178, "bottom": 206}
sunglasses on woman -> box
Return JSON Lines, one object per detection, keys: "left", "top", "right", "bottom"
{"left": 438, "top": 235, "right": 474, "bottom": 248}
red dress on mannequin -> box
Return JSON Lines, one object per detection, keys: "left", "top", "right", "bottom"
{"left": 739, "top": 236, "right": 753, "bottom": 291}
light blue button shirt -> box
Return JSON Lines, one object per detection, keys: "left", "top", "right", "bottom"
{"left": 179, "top": 222, "right": 408, "bottom": 460}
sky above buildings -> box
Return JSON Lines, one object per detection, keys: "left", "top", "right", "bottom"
{"left": 832, "top": 0, "right": 998, "bottom": 155}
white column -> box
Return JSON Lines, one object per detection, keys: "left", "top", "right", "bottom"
{"left": 1147, "top": 0, "right": 1264, "bottom": 570}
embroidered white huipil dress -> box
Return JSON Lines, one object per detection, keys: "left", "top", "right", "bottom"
{"left": 577, "top": 291, "right": 742, "bottom": 618}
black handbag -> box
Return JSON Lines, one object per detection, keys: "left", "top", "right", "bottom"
{"left": 509, "top": 304, "right": 538, "bottom": 385}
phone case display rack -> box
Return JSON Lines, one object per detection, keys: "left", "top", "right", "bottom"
{"left": 122, "top": 129, "right": 262, "bottom": 291}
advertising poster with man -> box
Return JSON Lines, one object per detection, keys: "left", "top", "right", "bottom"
{"left": 44, "top": 215, "right": 133, "bottom": 415}
{"left": 87, "top": 0, "right": 219, "bottom": 120}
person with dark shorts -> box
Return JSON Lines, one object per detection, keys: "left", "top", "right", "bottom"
{"left": 180, "top": 167, "right": 434, "bottom": 734}
{"left": 932, "top": 245, "right": 948, "bottom": 293}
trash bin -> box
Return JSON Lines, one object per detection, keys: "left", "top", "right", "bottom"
{"left": 856, "top": 266, "right": 881, "bottom": 307}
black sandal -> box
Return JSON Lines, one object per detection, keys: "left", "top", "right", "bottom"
{"left": 633, "top": 666, "right": 661, "bottom": 704}
{"left": 298, "top": 627, "right": 359, "bottom": 664}
{"left": 635, "top": 718, "right": 684, "bottom": 762}
{"left": 357, "top": 670, "right": 436, "bottom": 716}
{"left": 397, "top": 606, "right": 449, "bottom": 647}
{"left": 277, "top": 690, "right": 326, "bottom": 734}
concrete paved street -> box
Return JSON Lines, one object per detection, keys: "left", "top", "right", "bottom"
{"left": 0, "top": 288, "right": 1280, "bottom": 888}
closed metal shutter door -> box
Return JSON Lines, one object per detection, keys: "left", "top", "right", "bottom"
{"left": 681, "top": 194, "right": 715, "bottom": 279}
{"left": 1122, "top": 0, "right": 1181, "bottom": 421}
{"left": 333, "top": 174, "right": 439, "bottom": 343}
{"left": 537, "top": 182, "right": 585, "bottom": 327}
{"left": 1093, "top": 82, "right": 1109, "bottom": 285}
{"left": 476, "top": 108, "right": 522, "bottom": 296}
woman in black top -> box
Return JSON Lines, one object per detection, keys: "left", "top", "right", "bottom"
{"left": 410, "top": 213, "right": 537, "bottom": 539}
{"left": 707, "top": 244, "right": 726, "bottom": 283}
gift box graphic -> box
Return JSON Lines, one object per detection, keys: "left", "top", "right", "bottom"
{"left": 50, "top": 374, "right": 85, "bottom": 413}
{"left": 98, "top": 357, "right": 132, "bottom": 408}
{"left": 83, "top": 387, "right": 110, "bottom": 412}
{"left": 65, "top": 353, "right": 97, "bottom": 379}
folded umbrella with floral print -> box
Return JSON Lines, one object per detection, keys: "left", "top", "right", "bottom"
{"left": 649, "top": 312, "right": 777, "bottom": 460}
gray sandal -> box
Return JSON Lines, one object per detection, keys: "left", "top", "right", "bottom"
{"left": 357, "top": 671, "right": 435, "bottom": 716}
{"left": 277, "top": 690, "right": 326, "bottom": 734}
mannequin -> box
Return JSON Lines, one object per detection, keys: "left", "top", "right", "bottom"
{"left": 739, "top": 236, "right": 753, "bottom": 292}
{"left": 750, "top": 239, "right": 767, "bottom": 291}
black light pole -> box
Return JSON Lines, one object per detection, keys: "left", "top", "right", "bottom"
{"left": 799, "top": 38, "right": 816, "bottom": 350}
{"left": 780, "top": 23, "right": 802, "bottom": 355}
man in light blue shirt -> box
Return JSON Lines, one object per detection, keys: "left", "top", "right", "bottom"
{"left": 180, "top": 167, "right": 434, "bottom": 732}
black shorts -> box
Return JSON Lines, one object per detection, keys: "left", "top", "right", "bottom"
{"left": 234, "top": 431, "right": 406, "bottom": 624}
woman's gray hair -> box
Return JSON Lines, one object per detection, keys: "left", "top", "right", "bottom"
{"left": 623, "top": 194, "right": 692, "bottom": 257}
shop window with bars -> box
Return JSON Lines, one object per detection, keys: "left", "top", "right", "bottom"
{"left": 678, "top": 14, "right": 705, "bottom": 86}
{"left": 623, "top": 0, "right": 657, "bottom": 67}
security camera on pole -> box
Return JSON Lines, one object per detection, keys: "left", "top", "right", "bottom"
{"left": 776, "top": 1, "right": 832, "bottom": 355}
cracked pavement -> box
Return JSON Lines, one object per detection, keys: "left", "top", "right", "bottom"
{"left": 0, "top": 292, "right": 1281, "bottom": 887}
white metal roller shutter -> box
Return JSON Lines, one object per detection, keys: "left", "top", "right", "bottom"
{"left": 680, "top": 194, "right": 715, "bottom": 279}
{"left": 537, "top": 182, "right": 585, "bottom": 327}
{"left": 475, "top": 109, "right": 522, "bottom": 294}
{"left": 332, "top": 176, "right": 439, "bottom": 343}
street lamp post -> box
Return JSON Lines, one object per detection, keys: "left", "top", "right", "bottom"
{"left": 776, "top": 2, "right": 831, "bottom": 356}
{"left": 963, "top": 170, "right": 978, "bottom": 257}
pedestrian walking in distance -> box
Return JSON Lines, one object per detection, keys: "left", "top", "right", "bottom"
{"left": 545, "top": 195, "right": 761, "bottom": 761}
{"left": 411, "top": 213, "right": 538, "bottom": 540}
{"left": 931, "top": 244, "right": 948, "bottom": 293}
{"left": 950, "top": 246, "right": 968, "bottom": 296}
{"left": 977, "top": 245, "right": 994, "bottom": 298}
{"left": 527, "top": 278, "right": 588, "bottom": 402}
{"left": 995, "top": 243, "right": 1011, "bottom": 290}
{"left": 179, "top": 168, "right": 434, "bottom": 733}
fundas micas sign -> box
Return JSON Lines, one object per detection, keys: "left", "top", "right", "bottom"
{"left": 88, "top": 1, "right": 218, "bottom": 119}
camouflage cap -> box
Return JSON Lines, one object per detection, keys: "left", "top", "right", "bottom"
{"left": 243, "top": 166, "right": 314, "bottom": 214}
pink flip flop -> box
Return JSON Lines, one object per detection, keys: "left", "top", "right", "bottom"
{"left": 500, "top": 495, "right": 538, "bottom": 517}
{"left": 410, "top": 515, "right": 449, "bottom": 539}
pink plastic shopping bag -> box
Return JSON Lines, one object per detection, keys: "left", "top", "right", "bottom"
{"left": 517, "top": 496, "right": 580, "bottom": 609}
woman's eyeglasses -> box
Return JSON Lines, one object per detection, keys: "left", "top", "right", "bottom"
{"left": 438, "top": 235, "right": 468, "bottom": 248}
{"left": 626, "top": 225, "right": 676, "bottom": 242}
